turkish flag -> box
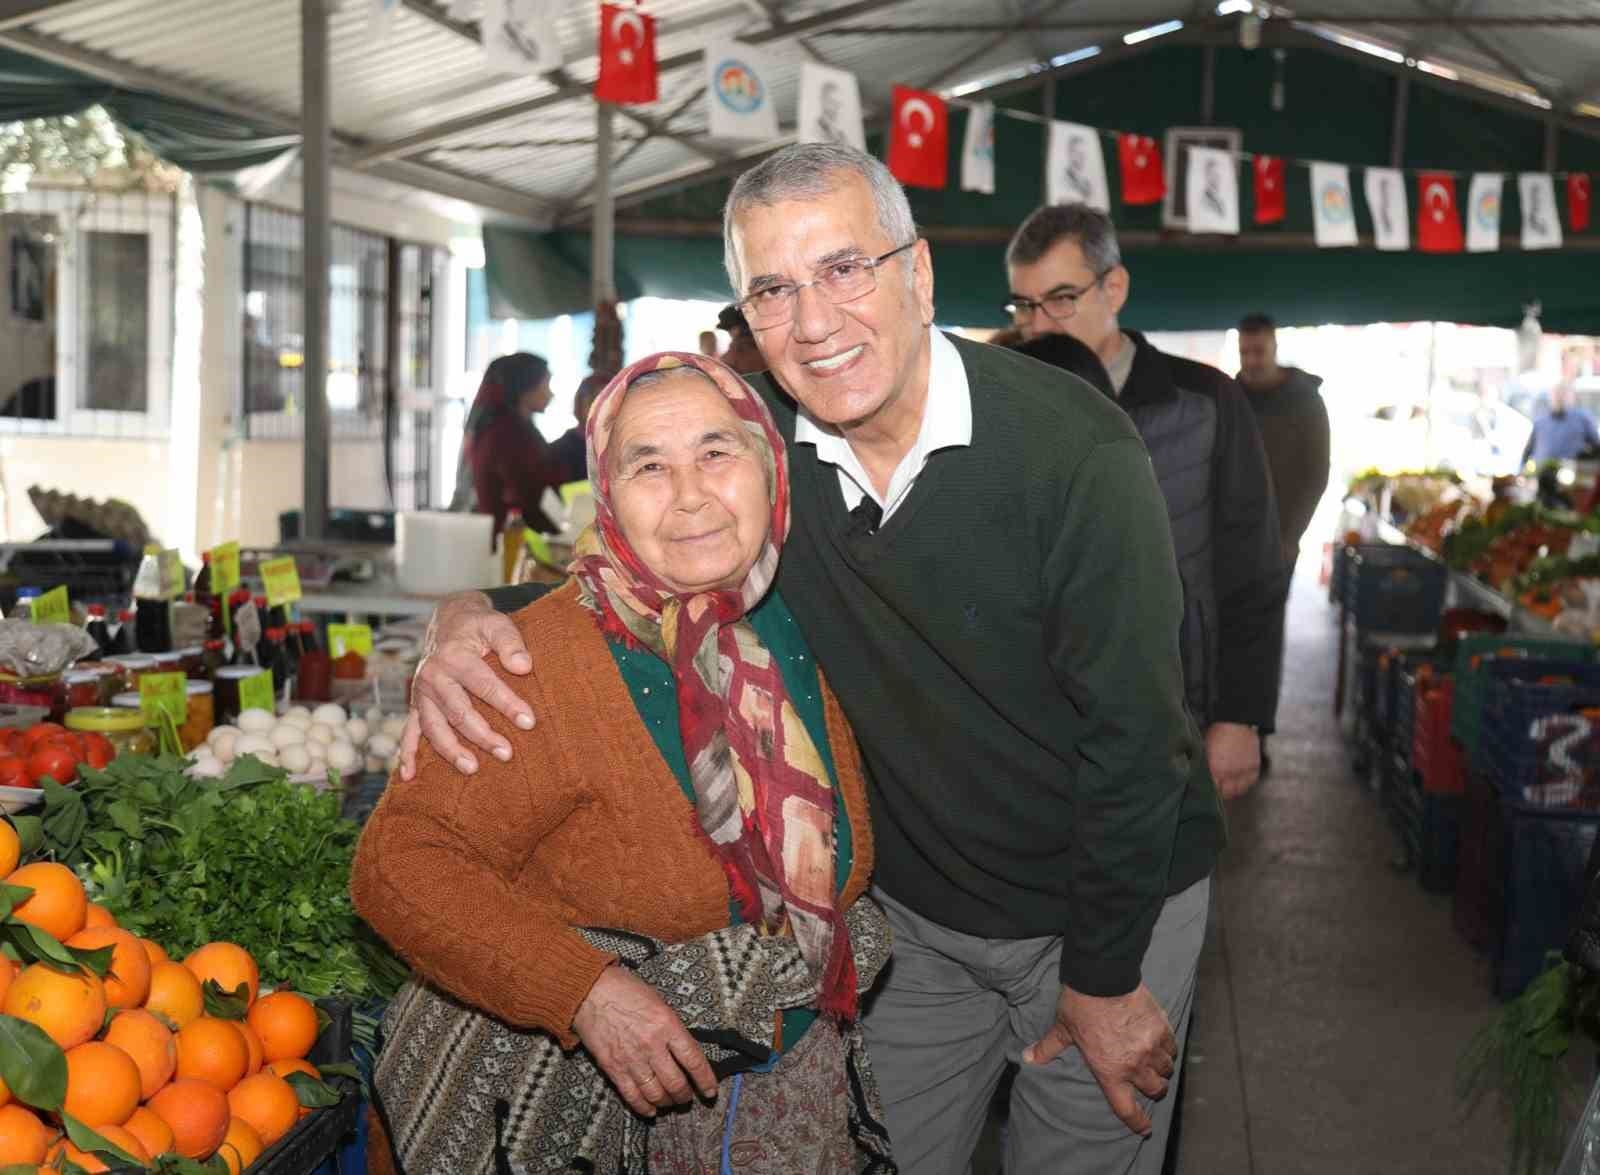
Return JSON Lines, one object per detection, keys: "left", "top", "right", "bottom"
{"left": 887, "top": 85, "right": 948, "bottom": 189}
{"left": 1417, "top": 172, "right": 1464, "bottom": 253}
{"left": 1570, "top": 173, "right": 1592, "bottom": 233}
{"left": 595, "top": 3, "right": 657, "bottom": 105}
{"left": 1252, "top": 155, "right": 1286, "bottom": 225}
{"left": 1117, "top": 134, "right": 1165, "bottom": 206}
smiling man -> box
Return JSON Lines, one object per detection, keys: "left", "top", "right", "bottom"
{"left": 403, "top": 144, "right": 1221, "bottom": 1174}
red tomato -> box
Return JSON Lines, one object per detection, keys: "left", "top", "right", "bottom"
{"left": 79, "top": 733, "right": 115, "bottom": 770}
{"left": 25, "top": 743, "right": 77, "bottom": 786}
{"left": 21, "top": 722, "right": 67, "bottom": 751}
{"left": 47, "top": 732, "right": 86, "bottom": 759}
{"left": 0, "top": 755, "right": 32, "bottom": 789}
{"left": 0, "top": 729, "right": 18, "bottom": 753}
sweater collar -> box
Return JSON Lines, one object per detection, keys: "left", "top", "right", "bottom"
{"left": 1117, "top": 330, "right": 1181, "bottom": 413}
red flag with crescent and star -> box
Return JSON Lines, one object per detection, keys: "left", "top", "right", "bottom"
{"left": 1252, "top": 155, "right": 1286, "bottom": 225}
{"left": 1570, "top": 173, "right": 1592, "bottom": 233}
{"left": 596, "top": 2, "right": 658, "bottom": 104}
{"left": 1117, "top": 134, "right": 1165, "bottom": 206}
{"left": 1417, "top": 172, "right": 1464, "bottom": 253}
{"left": 887, "top": 85, "right": 948, "bottom": 189}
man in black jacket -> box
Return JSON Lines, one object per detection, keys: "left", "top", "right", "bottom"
{"left": 1006, "top": 204, "right": 1284, "bottom": 799}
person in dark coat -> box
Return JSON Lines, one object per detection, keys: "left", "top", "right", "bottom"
{"left": 450, "top": 352, "right": 563, "bottom": 534}
{"left": 545, "top": 373, "right": 603, "bottom": 486}
{"left": 1010, "top": 331, "right": 1115, "bottom": 399}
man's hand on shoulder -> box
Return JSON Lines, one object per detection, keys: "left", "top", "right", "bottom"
{"left": 399, "top": 590, "right": 536, "bottom": 780}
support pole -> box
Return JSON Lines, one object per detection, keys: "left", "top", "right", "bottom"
{"left": 1544, "top": 116, "right": 1559, "bottom": 172}
{"left": 1201, "top": 45, "right": 1216, "bottom": 125}
{"left": 1041, "top": 77, "right": 1056, "bottom": 185}
{"left": 592, "top": 102, "right": 616, "bottom": 304}
{"left": 301, "top": 0, "right": 331, "bottom": 541}
{"left": 1389, "top": 73, "right": 1410, "bottom": 168}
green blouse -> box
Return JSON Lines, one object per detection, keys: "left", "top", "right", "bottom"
{"left": 603, "top": 588, "right": 852, "bottom": 1054}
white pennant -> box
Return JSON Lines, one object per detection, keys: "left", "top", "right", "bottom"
{"left": 1363, "top": 167, "right": 1410, "bottom": 251}
{"left": 1310, "top": 162, "right": 1358, "bottom": 248}
{"left": 1185, "top": 145, "right": 1239, "bottom": 235}
{"left": 1519, "top": 173, "right": 1563, "bottom": 251}
{"left": 798, "top": 63, "right": 865, "bottom": 151}
{"left": 1046, "top": 121, "right": 1110, "bottom": 212}
{"left": 704, "top": 43, "right": 778, "bottom": 142}
{"left": 370, "top": 0, "right": 402, "bottom": 44}
{"left": 446, "top": 0, "right": 475, "bottom": 17}
{"left": 960, "top": 101, "right": 995, "bottom": 195}
{"left": 481, "top": 0, "right": 564, "bottom": 77}
{"left": 1466, "top": 173, "right": 1504, "bottom": 252}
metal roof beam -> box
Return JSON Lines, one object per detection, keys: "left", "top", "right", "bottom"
{"left": 1412, "top": 0, "right": 1549, "bottom": 100}
{"left": 349, "top": 0, "right": 917, "bottom": 168}
{"left": 0, "top": 0, "right": 92, "bottom": 34}
{"left": 816, "top": 16, "right": 1600, "bottom": 32}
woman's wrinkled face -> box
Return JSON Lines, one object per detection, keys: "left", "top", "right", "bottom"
{"left": 607, "top": 371, "right": 771, "bottom": 594}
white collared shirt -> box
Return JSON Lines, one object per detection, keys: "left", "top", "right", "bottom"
{"left": 793, "top": 326, "right": 973, "bottom": 523}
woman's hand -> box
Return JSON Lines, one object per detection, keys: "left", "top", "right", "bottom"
{"left": 572, "top": 965, "right": 720, "bottom": 1116}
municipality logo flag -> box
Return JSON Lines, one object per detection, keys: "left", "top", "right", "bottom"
{"left": 961, "top": 102, "right": 996, "bottom": 195}
{"left": 1466, "top": 173, "right": 1504, "bottom": 253}
{"left": 705, "top": 43, "right": 778, "bottom": 141}
{"left": 1310, "top": 162, "right": 1358, "bottom": 248}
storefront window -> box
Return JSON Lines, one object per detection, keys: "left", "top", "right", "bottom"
{"left": 79, "top": 230, "right": 149, "bottom": 413}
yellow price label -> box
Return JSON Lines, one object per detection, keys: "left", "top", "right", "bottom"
{"left": 139, "top": 672, "right": 189, "bottom": 725}
{"left": 327, "top": 624, "right": 373, "bottom": 658}
{"left": 524, "top": 529, "right": 555, "bottom": 568}
{"left": 210, "top": 541, "right": 241, "bottom": 593}
{"left": 559, "top": 479, "right": 593, "bottom": 506}
{"left": 160, "top": 549, "right": 185, "bottom": 600}
{"left": 260, "top": 557, "right": 303, "bottom": 608}
{"left": 238, "top": 671, "right": 276, "bottom": 715}
{"left": 29, "top": 586, "right": 70, "bottom": 625}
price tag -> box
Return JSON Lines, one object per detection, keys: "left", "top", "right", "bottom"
{"left": 524, "top": 529, "right": 555, "bottom": 568}
{"left": 327, "top": 624, "right": 373, "bottom": 658}
{"left": 160, "top": 549, "right": 185, "bottom": 600}
{"left": 210, "top": 541, "right": 241, "bottom": 593}
{"left": 139, "top": 672, "right": 189, "bottom": 725}
{"left": 238, "top": 671, "right": 276, "bottom": 715}
{"left": 260, "top": 557, "right": 303, "bottom": 607}
{"left": 558, "top": 479, "right": 593, "bottom": 506}
{"left": 30, "top": 586, "right": 70, "bottom": 625}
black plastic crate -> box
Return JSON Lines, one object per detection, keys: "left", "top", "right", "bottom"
{"left": 1419, "top": 793, "right": 1462, "bottom": 894}
{"left": 1382, "top": 754, "right": 1422, "bottom": 871}
{"left": 1342, "top": 546, "right": 1448, "bottom": 634}
{"left": 255, "top": 999, "right": 362, "bottom": 1174}
{"left": 1455, "top": 769, "right": 1502, "bottom": 954}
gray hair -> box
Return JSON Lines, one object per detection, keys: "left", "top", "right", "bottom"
{"left": 722, "top": 142, "right": 918, "bottom": 293}
{"left": 1005, "top": 204, "right": 1122, "bottom": 274}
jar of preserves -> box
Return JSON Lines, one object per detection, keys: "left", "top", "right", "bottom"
{"left": 179, "top": 681, "right": 215, "bottom": 752}
{"left": 63, "top": 671, "right": 103, "bottom": 711}
{"left": 214, "top": 665, "right": 265, "bottom": 726}
{"left": 65, "top": 707, "right": 155, "bottom": 758}
{"left": 104, "top": 655, "right": 157, "bottom": 694}
{"left": 0, "top": 673, "right": 65, "bottom": 721}
{"left": 152, "top": 652, "right": 184, "bottom": 678}
{"left": 177, "top": 646, "right": 206, "bottom": 679}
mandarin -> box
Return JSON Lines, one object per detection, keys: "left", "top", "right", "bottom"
{"left": 66, "top": 927, "right": 151, "bottom": 1009}
{"left": 139, "top": 938, "right": 169, "bottom": 967}
{"left": 6, "top": 862, "right": 86, "bottom": 942}
{"left": 46, "top": 1123, "right": 151, "bottom": 1172}
{"left": 146, "top": 1079, "right": 229, "bottom": 1159}
{"left": 82, "top": 902, "right": 117, "bottom": 930}
{"left": 0, "top": 1103, "right": 50, "bottom": 1164}
{"left": 246, "top": 991, "right": 318, "bottom": 1062}
{"left": 0, "top": 821, "right": 19, "bottom": 877}
{"left": 0, "top": 957, "right": 15, "bottom": 1009}
{"left": 226, "top": 1071, "right": 299, "bottom": 1147}
{"left": 216, "top": 1116, "right": 263, "bottom": 1175}
{"left": 174, "top": 1017, "right": 249, "bottom": 1092}
{"left": 235, "top": 1021, "right": 264, "bottom": 1076}
{"left": 104, "top": 1009, "right": 177, "bottom": 1101}
{"left": 62, "top": 1040, "right": 142, "bottom": 1127}
{"left": 123, "top": 1106, "right": 175, "bottom": 1160}
{"left": 144, "top": 961, "right": 204, "bottom": 1029}
{"left": 182, "top": 943, "right": 259, "bottom": 1008}
{"left": 3, "top": 963, "right": 105, "bottom": 1050}
{"left": 266, "top": 1057, "right": 319, "bottom": 1081}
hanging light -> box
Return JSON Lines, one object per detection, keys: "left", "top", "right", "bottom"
{"left": 1517, "top": 301, "right": 1542, "bottom": 373}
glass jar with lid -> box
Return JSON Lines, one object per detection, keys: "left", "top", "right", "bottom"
{"left": 65, "top": 707, "right": 155, "bottom": 758}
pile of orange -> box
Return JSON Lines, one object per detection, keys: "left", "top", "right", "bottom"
{"left": 0, "top": 823, "right": 327, "bottom": 1172}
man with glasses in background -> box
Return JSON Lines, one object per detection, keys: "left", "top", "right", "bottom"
{"left": 403, "top": 143, "right": 1221, "bottom": 1174}
{"left": 1006, "top": 203, "right": 1284, "bottom": 798}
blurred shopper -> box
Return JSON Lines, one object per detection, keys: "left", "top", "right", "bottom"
{"left": 1006, "top": 204, "right": 1284, "bottom": 801}
{"left": 697, "top": 328, "right": 719, "bottom": 357}
{"left": 1522, "top": 382, "right": 1600, "bottom": 465}
{"left": 449, "top": 351, "right": 563, "bottom": 534}
{"left": 1235, "top": 313, "right": 1331, "bottom": 568}
{"left": 715, "top": 303, "right": 766, "bottom": 374}
{"left": 547, "top": 373, "right": 603, "bottom": 484}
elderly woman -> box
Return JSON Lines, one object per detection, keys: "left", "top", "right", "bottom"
{"left": 352, "top": 353, "right": 893, "bottom": 1174}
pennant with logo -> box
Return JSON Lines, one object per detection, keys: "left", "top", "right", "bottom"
{"left": 1466, "top": 173, "right": 1504, "bottom": 253}
{"left": 960, "top": 102, "right": 996, "bottom": 195}
{"left": 1117, "top": 134, "right": 1165, "bottom": 206}
{"left": 482, "top": 0, "right": 564, "bottom": 77}
{"left": 1046, "top": 122, "right": 1110, "bottom": 212}
{"left": 887, "top": 86, "right": 948, "bottom": 189}
{"left": 704, "top": 42, "right": 778, "bottom": 141}
{"left": 1252, "top": 155, "right": 1286, "bottom": 225}
{"left": 1364, "top": 167, "right": 1409, "bottom": 251}
{"left": 370, "top": 0, "right": 401, "bottom": 45}
{"left": 1186, "top": 145, "right": 1239, "bottom": 235}
{"left": 1519, "top": 173, "right": 1563, "bottom": 251}
{"left": 798, "top": 63, "right": 865, "bottom": 151}
{"left": 1417, "top": 172, "right": 1463, "bottom": 254}
{"left": 1568, "top": 173, "right": 1591, "bottom": 233}
{"left": 596, "top": 2, "right": 657, "bottom": 104}
{"left": 1310, "top": 162, "right": 1358, "bottom": 248}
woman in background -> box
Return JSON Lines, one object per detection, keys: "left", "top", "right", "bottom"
{"left": 450, "top": 351, "right": 564, "bottom": 533}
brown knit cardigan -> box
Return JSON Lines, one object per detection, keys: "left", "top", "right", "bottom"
{"left": 350, "top": 579, "right": 876, "bottom": 1051}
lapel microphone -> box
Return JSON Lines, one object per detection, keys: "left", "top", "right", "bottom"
{"left": 848, "top": 497, "right": 883, "bottom": 537}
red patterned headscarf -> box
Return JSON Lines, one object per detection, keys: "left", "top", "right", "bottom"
{"left": 569, "top": 352, "right": 857, "bottom": 1019}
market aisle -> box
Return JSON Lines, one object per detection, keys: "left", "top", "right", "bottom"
{"left": 1174, "top": 564, "right": 1513, "bottom": 1174}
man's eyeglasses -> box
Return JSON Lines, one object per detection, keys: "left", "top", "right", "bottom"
{"left": 739, "top": 241, "right": 918, "bottom": 327}
{"left": 1004, "top": 269, "right": 1111, "bottom": 324}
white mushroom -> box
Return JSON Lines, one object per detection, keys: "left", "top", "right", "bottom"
{"left": 326, "top": 740, "right": 358, "bottom": 772}
{"left": 306, "top": 723, "right": 335, "bottom": 746}
{"left": 234, "top": 733, "right": 276, "bottom": 761}
{"left": 269, "top": 724, "right": 307, "bottom": 749}
{"left": 189, "top": 755, "right": 225, "bottom": 779}
{"left": 282, "top": 706, "right": 314, "bottom": 728}
{"left": 209, "top": 729, "right": 240, "bottom": 764}
{"left": 279, "top": 745, "right": 313, "bottom": 775}
{"left": 366, "top": 733, "right": 399, "bottom": 760}
{"left": 364, "top": 705, "right": 385, "bottom": 726}
{"left": 312, "top": 703, "right": 348, "bottom": 727}
{"left": 206, "top": 724, "right": 241, "bottom": 747}
{"left": 344, "top": 718, "right": 369, "bottom": 747}
{"left": 237, "top": 709, "right": 275, "bottom": 734}
{"left": 380, "top": 716, "right": 406, "bottom": 741}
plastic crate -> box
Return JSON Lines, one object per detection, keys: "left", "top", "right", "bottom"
{"left": 1413, "top": 677, "right": 1464, "bottom": 796}
{"left": 1451, "top": 635, "right": 1594, "bottom": 761}
{"left": 1455, "top": 769, "right": 1503, "bottom": 954}
{"left": 1382, "top": 753, "right": 1422, "bottom": 871}
{"left": 1494, "top": 803, "right": 1600, "bottom": 999}
{"left": 1419, "top": 793, "right": 1462, "bottom": 894}
{"left": 1342, "top": 546, "right": 1448, "bottom": 634}
{"left": 1369, "top": 638, "right": 1438, "bottom": 751}
{"left": 1480, "top": 664, "right": 1600, "bottom": 798}
{"left": 255, "top": 999, "right": 362, "bottom": 1174}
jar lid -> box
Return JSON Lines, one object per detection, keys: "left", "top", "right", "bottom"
{"left": 215, "top": 666, "right": 266, "bottom": 680}
{"left": 108, "top": 655, "right": 157, "bottom": 669}
{"left": 66, "top": 706, "right": 147, "bottom": 732}
{"left": 177, "top": 646, "right": 203, "bottom": 657}
{"left": 111, "top": 692, "right": 141, "bottom": 708}
{"left": 63, "top": 671, "right": 102, "bottom": 685}
{"left": 152, "top": 653, "right": 183, "bottom": 665}
{"left": 186, "top": 681, "right": 214, "bottom": 695}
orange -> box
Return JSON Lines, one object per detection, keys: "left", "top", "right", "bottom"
{"left": 0, "top": 956, "right": 15, "bottom": 1009}
{"left": 6, "top": 861, "right": 87, "bottom": 942}
{"left": 267, "top": 1057, "right": 319, "bottom": 1081}
{"left": 144, "top": 961, "right": 204, "bottom": 1029}
{"left": 216, "top": 1116, "right": 263, "bottom": 1174}
{"left": 0, "top": 1104, "right": 50, "bottom": 1164}
{"left": 174, "top": 1017, "right": 249, "bottom": 1092}
{"left": 236, "top": 1021, "right": 264, "bottom": 1076}
{"left": 104, "top": 1010, "right": 177, "bottom": 1101}
{"left": 62, "top": 1040, "right": 142, "bottom": 1127}
{"left": 46, "top": 1122, "right": 150, "bottom": 1171}
{"left": 246, "top": 991, "right": 318, "bottom": 1062}
{"left": 146, "top": 1079, "right": 229, "bottom": 1160}
{"left": 226, "top": 1072, "right": 299, "bottom": 1147}
{"left": 0, "top": 821, "right": 19, "bottom": 877}
{"left": 3, "top": 962, "right": 106, "bottom": 1050}
{"left": 183, "top": 943, "right": 259, "bottom": 1008}
{"left": 66, "top": 927, "right": 151, "bottom": 1009}
{"left": 140, "top": 938, "right": 169, "bottom": 967}
{"left": 82, "top": 901, "right": 117, "bottom": 930}
{"left": 123, "top": 1106, "right": 174, "bottom": 1161}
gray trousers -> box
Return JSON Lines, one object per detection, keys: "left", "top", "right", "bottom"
{"left": 861, "top": 879, "right": 1210, "bottom": 1175}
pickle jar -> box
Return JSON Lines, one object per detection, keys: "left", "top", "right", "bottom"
{"left": 65, "top": 707, "right": 155, "bottom": 758}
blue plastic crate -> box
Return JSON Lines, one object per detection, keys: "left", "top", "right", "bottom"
{"left": 1342, "top": 546, "right": 1448, "bottom": 634}
{"left": 1480, "top": 663, "right": 1600, "bottom": 796}
{"left": 1419, "top": 793, "right": 1461, "bottom": 894}
{"left": 1451, "top": 635, "right": 1594, "bottom": 756}
{"left": 1495, "top": 802, "right": 1600, "bottom": 999}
